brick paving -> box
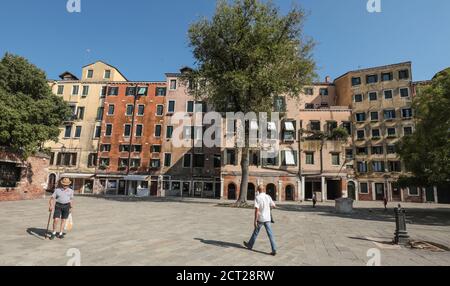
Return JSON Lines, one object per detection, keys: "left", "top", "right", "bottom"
{"left": 0, "top": 196, "right": 449, "bottom": 266}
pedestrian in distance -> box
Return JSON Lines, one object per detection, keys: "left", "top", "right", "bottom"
{"left": 48, "top": 178, "right": 74, "bottom": 240}
{"left": 243, "top": 185, "right": 277, "bottom": 256}
{"left": 312, "top": 193, "right": 317, "bottom": 208}
{"left": 383, "top": 196, "right": 388, "bottom": 211}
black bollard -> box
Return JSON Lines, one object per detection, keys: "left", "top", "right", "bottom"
{"left": 394, "top": 204, "right": 410, "bottom": 245}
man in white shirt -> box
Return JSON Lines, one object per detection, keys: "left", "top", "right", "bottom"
{"left": 244, "top": 185, "right": 277, "bottom": 256}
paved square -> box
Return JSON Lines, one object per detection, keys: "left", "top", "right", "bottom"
{"left": 0, "top": 196, "right": 449, "bottom": 266}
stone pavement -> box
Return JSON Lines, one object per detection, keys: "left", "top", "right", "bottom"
{"left": 0, "top": 196, "right": 449, "bottom": 266}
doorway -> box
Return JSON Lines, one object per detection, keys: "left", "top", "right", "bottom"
{"left": 266, "top": 184, "right": 276, "bottom": 201}
{"left": 247, "top": 183, "right": 256, "bottom": 201}
{"left": 118, "top": 180, "right": 126, "bottom": 196}
{"left": 48, "top": 174, "right": 56, "bottom": 191}
{"left": 150, "top": 181, "right": 158, "bottom": 196}
{"left": 285, "top": 185, "right": 294, "bottom": 201}
{"left": 327, "top": 180, "right": 342, "bottom": 200}
{"left": 228, "top": 183, "right": 236, "bottom": 200}
{"left": 375, "top": 183, "right": 385, "bottom": 201}
{"left": 425, "top": 187, "right": 435, "bottom": 202}
{"left": 348, "top": 182, "right": 356, "bottom": 200}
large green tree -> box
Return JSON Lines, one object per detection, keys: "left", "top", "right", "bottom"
{"left": 0, "top": 53, "right": 71, "bottom": 158}
{"left": 187, "top": 0, "right": 316, "bottom": 203}
{"left": 397, "top": 68, "right": 450, "bottom": 187}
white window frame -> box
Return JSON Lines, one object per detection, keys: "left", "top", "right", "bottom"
{"left": 156, "top": 104, "right": 164, "bottom": 116}
{"left": 359, "top": 182, "right": 369, "bottom": 194}
{"left": 384, "top": 89, "right": 394, "bottom": 100}
{"left": 137, "top": 104, "right": 145, "bottom": 116}
{"left": 368, "top": 91, "right": 378, "bottom": 101}
{"left": 135, "top": 124, "right": 143, "bottom": 137}
{"left": 169, "top": 79, "right": 177, "bottom": 90}
{"left": 105, "top": 124, "right": 113, "bottom": 137}
{"left": 167, "top": 100, "right": 176, "bottom": 113}
{"left": 104, "top": 70, "right": 111, "bottom": 79}
{"left": 164, "top": 153, "right": 172, "bottom": 167}
{"left": 72, "top": 85, "right": 79, "bottom": 95}
{"left": 154, "top": 124, "right": 162, "bottom": 138}
{"left": 123, "top": 124, "right": 132, "bottom": 137}
{"left": 87, "top": 69, "right": 94, "bottom": 79}
{"left": 401, "top": 108, "right": 413, "bottom": 119}
{"left": 408, "top": 186, "right": 420, "bottom": 197}
{"left": 183, "top": 153, "right": 192, "bottom": 168}
{"left": 107, "top": 104, "right": 115, "bottom": 116}
{"left": 125, "top": 104, "right": 134, "bottom": 116}
{"left": 331, "top": 153, "right": 340, "bottom": 166}
{"left": 400, "top": 87, "right": 410, "bottom": 98}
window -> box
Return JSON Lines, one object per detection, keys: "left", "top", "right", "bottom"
{"left": 402, "top": 108, "right": 413, "bottom": 118}
{"left": 156, "top": 105, "right": 164, "bottom": 116}
{"left": 132, "top": 145, "right": 142, "bottom": 153}
{"left": 64, "top": 125, "right": 72, "bottom": 138}
{"left": 387, "top": 145, "right": 396, "bottom": 154}
{"left": 357, "top": 162, "right": 368, "bottom": 173}
{"left": 137, "top": 87, "right": 148, "bottom": 96}
{"left": 123, "top": 124, "right": 131, "bottom": 137}
{"left": 388, "top": 161, "right": 402, "bottom": 172}
{"left": 354, "top": 94, "right": 363, "bottom": 102}
{"left": 383, "top": 109, "right": 396, "bottom": 120}
{"left": 126, "top": 87, "right": 136, "bottom": 96}
{"left": 400, "top": 88, "right": 410, "bottom": 97}
{"left": 96, "top": 107, "right": 104, "bottom": 121}
{"left": 168, "top": 101, "right": 175, "bottom": 113}
{"left": 87, "top": 69, "right": 93, "bottom": 78}
{"left": 187, "top": 101, "right": 194, "bottom": 113}
{"left": 408, "top": 187, "right": 419, "bottom": 196}
{"left": 366, "top": 74, "right": 378, "bottom": 84}
{"left": 88, "top": 153, "right": 97, "bottom": 167}
{"left": 283, "top": 121, "right": 296, "bottom": 141}
{"left": 281, "top": 150, "right": 297, "bottom": 166}
{"left": 150, "top": 159, "right": 161, "bottom": 169}
{"left": 356, "top": 113, "right": 366, "bottom": 122}
{"left": 130, "top": 159, "right": 141, "bottom": 168}
{"left": 72, "top": 85, "right": 79, "bottom": 95}
{"left": 100, "top": 86, "right": 107, "bottom": 98}
{"left": 357, "top": 130, "right": 365, "bottom": 140}
{"left": 372, "top": 146, "right": 383, "bottom": 155}
{"left": 404, "top": 126, "right": 413, "bottom": 136}
{"left": 193, "top": 154, "right": 205, "bottom": 168}
{"left": 82, "top": 86, "right": 89, "bottom": 97}
{"left": 274, "top": 97, "right": 286, "bottom": 112}
{"left": 156, "top": 87, "right": 166, "bottom": 96}
{"left": 319, "top": 88, "right": 329, "bottom": 96}
{"left": 166, "top": 126, "right": 173, "bottom": 139}
{"left": 382, "top": 72, "right": 393, "bottom": 82}
{"left": 214, "top": 154, "right": 221, "bottom": 168}
{"left": 384, "top": 90, "right": 393, "bottom": 99}
{"left": 360, "top": 183, "right": 369, "bottom": 194}
{"left": 151, "top": 145, "right": 161, "bottom": 153}
{"left": 164, "top": 153, "right": 172, "bottom": 167}
{"left": 56, "top": 153, "right": 77, "bottom": 167}
{"left": 342, "top": 122, "right": 352, "bottom": 135}
{"left": 265, "top": 154, "right": 279, "bottom": 166}
{"left": 331, "top": 153, "right": 340, "bottom": 166}
{"left": 104, "top": 70, "right": 111, "bottom": 79}
{"left": 226, "top": 149, "right": 236, "bottom": 165}
{"left": 351, "top": 77, "right": 361, "bottom": 86}
{"left": 126, "top": 104, "right": 134, "bottom": 116}
{"left": 155, "top": 125, "right": 162, "bottom": 137}
{"left": 372, "top": 129, "right": 381, "bottom": 139}
{"left": 370, "top": 112, "right": 379, "bottom": 121}
{"left": 304, "top": 88, "right": 313, "bottom": 95}
{"left": 74, "top": 126, "right": 82, "bottom": 138}
{"left": 57, "top": 85, "right": 64, "bottom": 95}
{"left": 399, "top": 69, "right": 410, "bottom": 80}
{"left": 310, "top": 121, "right": 321, "bottom": 131}
{"left": 107, "top": 104, "right": 115, "bottom": 115}
{"left": 372, "top": 161, "right": 385, "bottom": 172}
{"left": 305, "top": 103, "right": 315, "bottom": 109}
{"left": 346, "top": 149, "right": 354, "bottom": 160}
{"left": 77, "top": 107, "right": 85, "bottom": 120}
{"left": 137, "top": 105, "right": 145, "bottom": 116}
{"left": 135, "top": 124, "right": 143, "bottom": 137}
{"left": 183, "top": 126, "right": 193, "bottom": 139}
{"left": 369, "top": 92, "right": 378, "bottom": 101}
{"left": 170, "top": 79, "right": 177, "bottom": 90}
{"left": 387, "top": 128, "right": 397, "bottom": 137}
{"left": 357, "top": 147, "right": 368, "bottom": 155}
{"left": 107, "top": 87, "right": 119, "bottom": 96}
{"left": 118, "top": 158, "right": 129, "bottom": 169}
{"left": 183, "top": 154, "right": 192, "bottom": 168}
{"left": 94, "top": 126, "right": 101, "bottom": 138}
{"left": 99, "top": 158, "right": 110, "bottom": 167}
{"left": 105, "top": 124, "right": 113, "bottom": 136}
{"left": 100, "top": 144, "right": 111, "bottom": 152}
{"left": 119, "top": 145, "right": 130, "bottom": 152}
{"left": 305, "top": 152, "right": 314, "bottom": 165}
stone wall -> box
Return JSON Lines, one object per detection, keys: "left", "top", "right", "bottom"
{"left": 0, "top": 150, "right": 50, "bottom": 202}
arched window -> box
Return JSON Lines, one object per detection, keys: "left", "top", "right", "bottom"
{"left": 228, "top": 183, "right": 237, "bottom": 200}
{"left": 266, "top": 183, "right": 277, "bottom": 201}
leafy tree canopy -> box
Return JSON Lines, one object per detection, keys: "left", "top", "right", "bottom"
{"left": 397, "top": 68, "right": 450, "bottom": 186}
{"left": 0, "top": 53, "right": 71, "bottom": 158}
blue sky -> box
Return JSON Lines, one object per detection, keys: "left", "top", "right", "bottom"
{"left": 0, "top": 0, "right": 449, "bottom": 81}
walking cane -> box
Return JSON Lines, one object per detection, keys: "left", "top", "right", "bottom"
{"left": 45, "top": 209, "right": 53, "bottom": 240}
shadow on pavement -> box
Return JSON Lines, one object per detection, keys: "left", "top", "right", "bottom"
{"left": 26, "top": 228, "right": 47, "bottom": 240}
{"left": 194, "top": 238, "right": 270, "bottom": 255}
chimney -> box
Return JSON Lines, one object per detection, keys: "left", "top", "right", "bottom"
{"left": 325, "top": 76, "right": 331, "bottom": 83}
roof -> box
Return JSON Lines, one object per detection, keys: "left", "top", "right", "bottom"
{"left": 82, "top": 60, "right": 129, "bottom": 81}
{"left": 334, "top": 61, "right": 412, "bottom": 82}
{"left": 59, "top": 71, "right": 79, "bottom": 80}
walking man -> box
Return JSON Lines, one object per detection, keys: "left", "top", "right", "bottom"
{"left": 48, "top": 178, "right": 74, "bottom": 240}
{"left": 244, "top": 185, "right": 277, "bottom": 256}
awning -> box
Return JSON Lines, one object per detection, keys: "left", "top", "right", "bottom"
{"left": 60, "top": 173, "right": 95, "bottom": 179}
{"left": 284, "top": 121, "right": 295, "bottom": 131}
{"left": 267, "top": 122, "right": 277, "bottom": 131}
{"left": 124, "top": 175, "right": 149, "bottom": 181}
{"left": 285, "top": 150, "right": 296, "bottom": 165}
{"left": 250, "top": 120, "right": 259, "bottom": 130}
